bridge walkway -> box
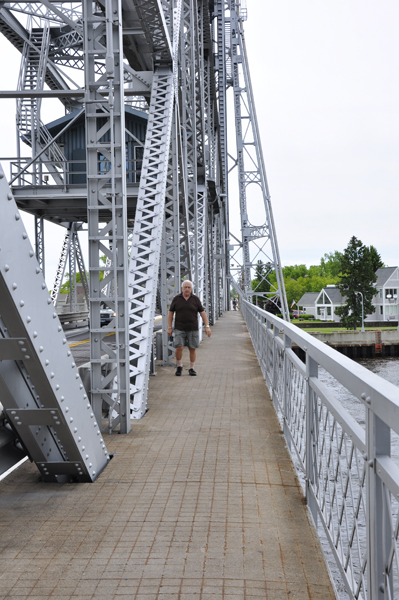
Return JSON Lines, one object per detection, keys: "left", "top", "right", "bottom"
{"left": 0, "top": 311, "right": 335, "bottom": 600}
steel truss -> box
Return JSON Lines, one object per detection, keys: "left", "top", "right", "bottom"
{"left": 0, "top": 0, "right": 288, "bottom": 443}
{"left": 223, "top": 0, "right": 289, "bottom": 319}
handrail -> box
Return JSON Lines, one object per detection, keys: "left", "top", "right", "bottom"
{"left": 238, "top": 294, "right": 399, "bottom": 600}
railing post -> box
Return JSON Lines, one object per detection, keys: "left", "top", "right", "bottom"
{"left": 283, "top": 333, "right": 292, "bottom": 451}
{"left": 265, "top": 317, "right": 272, "bottom": 388}
{"left": 366, "top": 405, "right": 391, "bottom": 600}
{"left": 271, "top": 324, "right": 280, "bottom": 411}
{"left": 306, "top": 355, "right": 318, "bottom": 525}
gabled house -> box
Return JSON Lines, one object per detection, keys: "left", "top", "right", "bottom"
{"left": 298, "top": 286, "right": 345, "bottom": 322}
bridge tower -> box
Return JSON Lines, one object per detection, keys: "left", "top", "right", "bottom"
{"left": 0, "top": 0, "right": 288, "bottom": 477}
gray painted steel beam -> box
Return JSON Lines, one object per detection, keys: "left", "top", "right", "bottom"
{"left": 0, "top": 163, "right": 110, "bottom": 481}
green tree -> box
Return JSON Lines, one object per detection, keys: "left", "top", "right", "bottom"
{"left": 319, "top": 251, "right": 343, "bottom": 278}
{"left": 367, "top": 245, "right": 384, "bottom": 272}
{"left": 334, "top": 236, "right": 378, "bottom": 329}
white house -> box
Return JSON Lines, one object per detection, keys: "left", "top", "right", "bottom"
{"left": 298, "top": 286, "right": 344, "bottom": 322}
{"left": 297, "top": 267, "right": 399, "bottom": 323}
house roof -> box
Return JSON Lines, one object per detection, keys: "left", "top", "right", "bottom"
{"left": 45, "top": 106, "right": 148, "bottom": 136}
{"left": 298, "top": 292, "right": 318, "bottom": 306}
{"left": 319, "top": 286, "right": 344, "bottom": 304}
{"left": 375, "top": 267, "right": 398, "bottom": 287}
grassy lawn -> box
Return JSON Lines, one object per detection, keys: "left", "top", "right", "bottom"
{"left": 291, "top": 321, "right": 398, "bottom": 333}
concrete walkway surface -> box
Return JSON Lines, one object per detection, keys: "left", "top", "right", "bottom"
{"left": 0, "top": 311, "right": 336, "bottom": 600}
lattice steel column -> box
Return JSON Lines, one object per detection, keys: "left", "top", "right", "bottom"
{"left": 160, "top": 107, "right": 180, "bottom": 365}
{"left": 227, "top": 0, "right": 289, "bottom": 319}
{"left": 84, "top": 0, "right": 130, "bottom": 433}
{"left": 128, "top": 70, "right": 174, "bottom": 418}
{"left": 34, "top": 216, "right": 45, "bottom": 277}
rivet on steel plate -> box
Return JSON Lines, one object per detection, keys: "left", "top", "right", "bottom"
{"left": 368, "top": 460, "right": 374, "bottom": 468}
{"left": 47, "top": 298, "right": 52, "bottom": 304}
{"left": 15, "top": 213, "right": 20, "bottom": 220}
{"left": 366, "top": 397, "right": 371, "bottom": 404}
{"left": 33, "top": 331, "right": 38, "bottom": 337}
{"left": 29, "top": 250, "right": 34, "bottom": 258}
{"left": 27, "top": 317, "right": 31, "bottom": 323}
{"left": 22, "top": 232, "right": 27, "bottom": 239}
{"left": 60, "top": 396, "right": 64, "bottom": 401}
{"left": 4, "top": 264, "right": 9, "bottom": 271}
{"left": 12, "top": 283, "right": 17, "bottom": 290}
{"left": 70, "top": 418, "right": 73, "bottom": 423}
{"left": 20, "top": 300, "right": 24, "bottom": 307}
{"left": 35, "top": 268, "right": 40, "bottom": 274}
{"left": 45, "top": 360, "right": 49, "bottom": 365}
{"left": 39, "top": 346, "right": 44, "bottom": 352}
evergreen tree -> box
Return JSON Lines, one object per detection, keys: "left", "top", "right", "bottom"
{"left": 334, "top": 236, "right": 378, "bottom": 329}
{"left": 367, "top": 245, "right": 384, "bottom": 272}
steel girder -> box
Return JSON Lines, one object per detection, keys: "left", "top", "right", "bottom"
{"left": 128, "top": 68, "right": 175, "bottom": 418}
{"left": 84, "top": 0, "right": 131, "bottom": 433}
{"left": 0, "top": 164, "right": 110, "bottom": 481}
{"left": 225, "top": 0, "right": 289, "bottom": 319}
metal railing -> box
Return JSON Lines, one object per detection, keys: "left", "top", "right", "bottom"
{"left": 240, "top": 298, "right": 399, "bottom": 600}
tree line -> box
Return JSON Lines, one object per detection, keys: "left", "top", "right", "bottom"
{"left": 252, "top": 236, "right": 384, "bottom": 329}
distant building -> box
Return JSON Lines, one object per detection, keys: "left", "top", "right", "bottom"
{"left": 368, "top": 266, "right": 399, "bottom": 322}
{"left": 297, "top": 267, "right": 399, "bottom": 322}
{"left": 298, "top": 286, "right": 344, "bottom": 322}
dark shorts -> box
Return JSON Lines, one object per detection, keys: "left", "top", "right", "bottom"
{"left": 174, "top": 329, "right": 200, "bottom": 349}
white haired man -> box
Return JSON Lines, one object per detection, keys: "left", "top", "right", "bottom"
{"left": 167, "top": 280, "right": 212, "bottom": 376}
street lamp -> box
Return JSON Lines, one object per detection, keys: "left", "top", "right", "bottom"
{"left": 355, "top": 291, "right": 365, "bottom": 332}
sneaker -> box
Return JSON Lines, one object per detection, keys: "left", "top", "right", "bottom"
{"left": 175, "top": 366, "right": 183, "bottom": 376}
{"left": 188, "top": 368, "right": 197, "bottom": 376}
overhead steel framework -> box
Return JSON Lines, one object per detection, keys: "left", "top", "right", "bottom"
{"left": 0, "top": 0, "right": 288, "bottom": 449}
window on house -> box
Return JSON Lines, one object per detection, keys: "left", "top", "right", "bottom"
{"left": 386, "top": 305, "right": 398, "bottom": 315}
{"left": 327, "top": 307, "right": 331, "bottom": 316}
{"left": 379, "top": 289, "right": 383, "bottom": 298}
{"left": 380, "top": 306, "right": 384, "bottom": 315}
{"left": 385, "top": 288, "right": 398, "bottom": 299}
{"left": 317, "top": 307, "right": 322, "bottom": 315}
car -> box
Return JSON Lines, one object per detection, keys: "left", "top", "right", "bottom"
{"left": 88, "top": 303, "right": 116, "bottom": 328}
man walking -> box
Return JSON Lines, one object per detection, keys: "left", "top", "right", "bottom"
{"left": 167, "top": 280, "right": 211, "bottom": 376}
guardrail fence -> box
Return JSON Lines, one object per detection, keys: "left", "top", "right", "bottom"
{"left": 240, "top": 298, "right": 399, "bottom": 600}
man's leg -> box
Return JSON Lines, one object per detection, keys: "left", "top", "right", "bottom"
{"left": 175, "top": 346, "right": 183, "bottom": 366}
{"left": 189, "top": 348, "right": 196, "bottom": 369}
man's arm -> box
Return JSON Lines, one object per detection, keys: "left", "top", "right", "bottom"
{"left": 200, "top": 310, "right": 212, "bottom": 337}
{"left": 167, "top": 310, "right": 174, "bottom": 334}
